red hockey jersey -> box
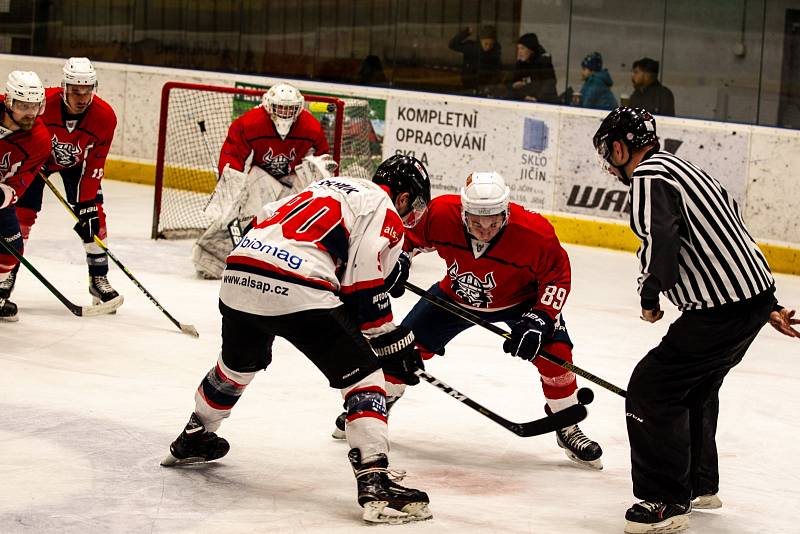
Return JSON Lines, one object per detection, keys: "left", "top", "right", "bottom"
{"left": 41, "top": 87, "right": 117, "bottom": 203}
{"left": 218, "top": 107, "right": 329, "bottom": 179}
{"left": 404, "top": 194, "right": 571, "bottom": 320}
{"left": 0, "top": 105, "right": 51, "bottom": 203}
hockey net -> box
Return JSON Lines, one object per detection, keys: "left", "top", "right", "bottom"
{"left": 151, "top": 81, "right": 377, "bottom": 239}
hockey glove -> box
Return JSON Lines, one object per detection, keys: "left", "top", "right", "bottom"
{"left": 369, "top": 326, "right": 424, "bottom": 385}
{"left": 73, "top": 201, "right": 100, "bottom": 243}
{"left": 384, "top": 251, "right": 411, "bottom": 298}
{"left": 503, "top": 310, "right": 554, "bottom": 362}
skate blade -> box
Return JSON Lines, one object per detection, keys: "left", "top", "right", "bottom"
{"left": 624, "top": 514, "right": 689, "bottom": 533}
{"left": 331, "top": 427, "right": 346, "bottom": 440}
{"left": 691, "top": 494, "right": 722, "bottom": 509}
{"left": 160, "top": 453, "right": 211, "bottom": 467}
{"left": 0, "top": 314, "right": 19, "bottom": 323}
{"left": 361, "top": 501, "right": 432, "bottom": 524}
{"left": 564, "top": 449, "right": 603, "bottom": 470}
{"left": 91, "top": 294, "right": 124, "bottom": 314}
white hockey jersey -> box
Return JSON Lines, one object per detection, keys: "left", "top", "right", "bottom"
{"left": 219, "top": 177, "right": 405, "bottom": 334}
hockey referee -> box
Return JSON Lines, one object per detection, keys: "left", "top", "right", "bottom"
{"left": 593, "top": 107, "right": 799, "bottom": 534}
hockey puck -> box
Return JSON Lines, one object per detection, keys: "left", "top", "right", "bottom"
{"left": 577, "top": 387, "right": 594, "bottom": 406}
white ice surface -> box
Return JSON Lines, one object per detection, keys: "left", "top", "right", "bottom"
{"left": 1, "top": 180, "right": 799, "bottom": 533}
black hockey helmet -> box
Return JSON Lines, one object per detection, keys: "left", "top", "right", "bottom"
{"left": 373, "top": 155, "right": 431, "bottom": 226}
{"left": 592, "top": 107, "right": 657, "bottom": 162}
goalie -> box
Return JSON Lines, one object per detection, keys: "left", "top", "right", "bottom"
{"left": 193, "top": 83, "right": 330, "bottom": 279}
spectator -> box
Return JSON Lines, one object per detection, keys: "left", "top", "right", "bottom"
{"left": 356, "top": 55, "right": 388, "bottom": 86}
{"left": 575, "top": 52, "right": 617, "bottom": 110}
{"left": 510, "top": 33, "right": 559, "bottom": 104}
{"left": 448, "top": 25, "right": 503, "bottom": 94}
{"left": 629, "top": 57, "right": 675, "bottom": 116}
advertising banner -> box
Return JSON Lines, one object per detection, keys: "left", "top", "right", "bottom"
{"left": 383, "top": 97, "right": 560, "bottom": 211}
{"left": 555, "top": 113, "right": 750, "bottom": 221}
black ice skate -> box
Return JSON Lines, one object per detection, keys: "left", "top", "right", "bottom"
{"left": 0, "top": 266, "right": 19, "bottom": 322}
{"left": 547, "top": 405, "right": 603, "bottom": 469}
{"left": 89, "top": 275, "right": 123, "bottom": 310}
{"left": 160, "top": 413, "right": 230, "bottom": 467}
{"left": 624, "top": 500, "right": 691, "bottom": 533}
{"left": 349, "top": 448, "right": 432, "bottom": 524}
{"left": 0, "top": 298, "right": 18, "bottom": 322}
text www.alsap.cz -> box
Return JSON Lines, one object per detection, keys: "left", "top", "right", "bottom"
{"left": 223, "top": 274, "right": 290, "bottom": 295}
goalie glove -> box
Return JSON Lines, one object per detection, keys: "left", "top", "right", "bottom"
{"left": 72, "top": 201, "right": 100, "bottom": 243}
{"left": 369, "top": 326, "right": 423, "bottom": 385}
{"left": 295, "top": 154, "right": 338, "bottom": 185}
{"left": 503, "top": 310, "right": 554, "bottom": 362}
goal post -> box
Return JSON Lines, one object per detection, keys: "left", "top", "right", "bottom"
{"left": 151, "top": 81, "right": 376, "bottom": 239}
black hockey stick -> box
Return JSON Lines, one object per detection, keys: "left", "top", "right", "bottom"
{"left": 404, "top": 281, "right": 627, "bottom": 398}
{"left": 416, "top": 369, "right": 588, "bottom": 437}
{"left": 41, "top": 173, "right": 199, "bottom": 337}
{"left": 0, "top": 237, "right": 121, "bottom": 317}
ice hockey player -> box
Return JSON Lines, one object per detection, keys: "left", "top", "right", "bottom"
{"left": 334, "top": 171, "right": 603, "bottom": 469}
{"left": 13, "top": 57, "right": 123, "bottom": 310}
{"left": 162, "top": 154, "right": 433, "bottom": 524}
{"left": 193, "top": 82, "right": 330, "bottom": 279}
{"left": 0, "top": 71, "right": 53, "bottom": 321}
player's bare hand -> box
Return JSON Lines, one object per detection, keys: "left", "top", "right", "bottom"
{"left": 769, "top": 308, "right": 800, "bottom": 338}
{"left": 640, "top": 308, "right": 664, "bottom": 323}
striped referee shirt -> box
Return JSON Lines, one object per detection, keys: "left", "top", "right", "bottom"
{"left": 629, "top": 150, "right": 774, "bottom": 311}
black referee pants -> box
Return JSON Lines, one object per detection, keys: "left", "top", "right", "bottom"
{"left": 625, "top": 289, "right": 775, "bottom": 504}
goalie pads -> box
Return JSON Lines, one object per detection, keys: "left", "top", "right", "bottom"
{"left": 204, "top": 164, "right": 247, "bottom": 219}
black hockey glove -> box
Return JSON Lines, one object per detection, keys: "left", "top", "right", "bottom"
{"left": 369, "top": 326, "right": 424, "bottom": 385}
{"left": 73, "top": 201, "right": 100, "bottom": 243}
{"left": 384, "top": 251, "right": 411, "bottom": 298}
{"left": 503, "top": 310, "right": 554, "bottom": 362}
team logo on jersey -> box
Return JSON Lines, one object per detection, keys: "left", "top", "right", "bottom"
{"left": 0, "top": 152, "right": 22, "bottom": 180}
{"left": 262, "top": 148, "right": 296, "bottom": 178}
{"left": 447, "top": 260, "right": 496, "bottom": 308}
{"left": 51, "top": 135, "right": 82, "bottom": 168}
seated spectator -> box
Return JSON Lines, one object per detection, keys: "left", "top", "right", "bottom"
{"left": 510, "top": 33, "right": 559, "bottom": 104}
{"left": 356, "top": 55, "right": 388, "bottom": 86}
{"left": 575, "top": 52, "right": 617, "bottom": 110}
{"left": 448, "top": 25, "right": 503, "bottom": 94}
{"left": 629, "top": 57, "right": 675, "bottom": 116}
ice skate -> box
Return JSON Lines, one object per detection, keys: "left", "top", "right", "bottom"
{"left": 0, "top": 298, "right": 18, "bottom": 322}
{"left": 349, "top": 448, "right": 432, "bottom": 524}
{"left": 89, "top": 275, "right": 124, "bottom": 310}
{"left": 0, "top": 266, "right": 19, "bottom": 322}
{"left": 161, "top": 413, "right": 230, "bottom": 467}
{"left": 691, "top": 493, "right": 722, "bottom": 509}
{"left": 547, "top": 405, "right": 603, "bottom": 469}
{"left": 624, "top": 500, "right": 691, "bottom": 533}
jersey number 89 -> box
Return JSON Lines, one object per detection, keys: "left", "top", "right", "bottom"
{"left": 540, "top": 285, "right": 566, "bottom": 310}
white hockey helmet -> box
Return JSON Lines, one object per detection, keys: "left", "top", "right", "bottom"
{"left": 63, "top": 57, "right": 97, "bottom": 87}
{"left": 5, "top": 70, "right": 45, "bottom": 114}
{"left": 262, "top": 83, "right": 303, "bottom": 139}
{"left": 460, "top": 171, "right": 510, "bottom": 220}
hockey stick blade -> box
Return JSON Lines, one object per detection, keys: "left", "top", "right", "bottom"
{"left": 78, "top": 295, "right": 125, "bottom": 317}
{"left": 416, "top": 369, "right": 587, "bottom": 437}
{"left": 180, "top": 323, "right": 200, "bottom": 337}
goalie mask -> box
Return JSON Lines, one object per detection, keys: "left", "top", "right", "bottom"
{"left": 262, "top": 83, "right": 304, "bottom": 139}
{"left": 460, "top": 172, "right": 510, "bottom": 238}
{"left": 4, "top": 71, "right": 46, "bottom": 127}
{"left": 372, "top": 155, "right": 431, "bottom": 228}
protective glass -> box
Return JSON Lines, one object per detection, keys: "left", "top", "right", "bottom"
{"left": 401, "top": 195, "right": 428, "bottom": 228}
{"left": 10, "top": 99, "right": 44, "bottom": 115}
{"left": 594, "top": 141, "right": 617, "bottom": 176}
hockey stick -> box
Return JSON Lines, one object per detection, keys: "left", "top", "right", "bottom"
{"left": 41, "top": 173, "right": 200, "bottom": 337}
{"left": 403, "top": 281, "right": 627, "bottom": 398}
{"left": 0, "top": 238, "right": 120, "bottom": 317}
{"left": 415, "top": 369, "right": 589, "bottom": 437}
{"left": 196, "top": 119, "right": 219, "bottom": 181}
